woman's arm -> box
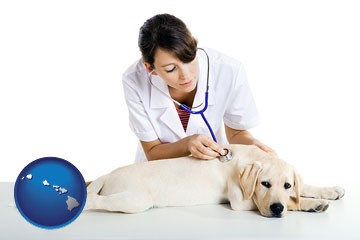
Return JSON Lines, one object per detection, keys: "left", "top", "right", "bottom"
{"left": 141, "top": 134, "right": 226, "bottom": 161}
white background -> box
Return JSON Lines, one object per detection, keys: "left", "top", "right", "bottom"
{"left": 1, "top": 0, "right": 359, "bottom": 186}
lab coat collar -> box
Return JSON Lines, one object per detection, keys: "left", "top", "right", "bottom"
{"left": 149, "top": 75, "right": 184, "bottom": 138}
{"left": 159, "top": 107, "right": 187, "bottom": 139}
{"left": 150, "top": 75, "right": 173, "bottom": 109}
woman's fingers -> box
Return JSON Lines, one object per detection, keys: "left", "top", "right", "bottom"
{"left": 254, "top": 142, "right": 277, "bottom": 155}
{"left": 188, "top": 134, "right": 225, "bottom": 160}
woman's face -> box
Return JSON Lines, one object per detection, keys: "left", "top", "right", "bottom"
{"left": 146, "top": 48, "right": 199, "bottom": 93}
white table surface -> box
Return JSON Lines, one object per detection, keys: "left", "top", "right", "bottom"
{"left": 1, "top": 182, "right": 359, "bottom": 240}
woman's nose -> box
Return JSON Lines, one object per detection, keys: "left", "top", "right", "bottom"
{"left": 178, "top": 64, "right": 191, "bottom": 80}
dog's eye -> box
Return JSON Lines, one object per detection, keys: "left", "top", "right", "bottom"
{"left": 261, "top": 181, "right": 271, "bottom": 188}
{"left": 284, "top": 182, "right": 292, "bottom": 189}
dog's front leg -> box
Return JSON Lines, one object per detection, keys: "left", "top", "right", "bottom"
{"left": 301, "top": 184, "right": 345, "bottom": 200}
{"left": 288, "top": 196, "right": 329, "bottom": 213}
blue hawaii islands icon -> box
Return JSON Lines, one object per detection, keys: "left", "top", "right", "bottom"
{"left": 14, "top": 157, "right": 87, "bottom": 229}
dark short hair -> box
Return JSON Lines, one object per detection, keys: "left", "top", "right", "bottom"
{"left": 138, "top": 13, "right": 198, "bottom": 69}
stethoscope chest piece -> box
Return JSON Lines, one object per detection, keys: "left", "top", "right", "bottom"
{"left": 219, "top": 148, "right": 233, "bottom": 162}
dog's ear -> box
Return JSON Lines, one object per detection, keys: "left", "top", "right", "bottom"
{"left": 239, "top": 162, "right": 262, "bottom": 200}
{"left": 293, "top": 169, "right": 303, "bottom": 207}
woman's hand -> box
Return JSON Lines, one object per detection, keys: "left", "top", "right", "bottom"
{"left": 253, "top": 141, "right": 277, "bottom": 155}
{"left": 185, "top": 134, "right": 226, "bottom": 160}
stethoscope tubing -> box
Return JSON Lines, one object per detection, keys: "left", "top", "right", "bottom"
{"left": 179, "top": 92, "right": 217, "bottom": 142}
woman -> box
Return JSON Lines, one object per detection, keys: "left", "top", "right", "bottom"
{"left": 122, "top": 13, "right": 272, "bottom": 163}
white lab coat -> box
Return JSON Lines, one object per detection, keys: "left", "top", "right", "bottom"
{"left": 122, "top": 48, "right": 259, "bottom": 163}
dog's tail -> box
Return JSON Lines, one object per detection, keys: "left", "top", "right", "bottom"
{"left": 87, "top": 174, "right": 108, "bottom": 195}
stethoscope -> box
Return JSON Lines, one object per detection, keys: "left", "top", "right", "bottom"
{"left": 147, "top": 48, "right": 232, "bottom": 162}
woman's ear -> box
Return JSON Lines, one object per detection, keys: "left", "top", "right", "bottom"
{"left": 144, "top": 62, "right": 157, "bottom": 75}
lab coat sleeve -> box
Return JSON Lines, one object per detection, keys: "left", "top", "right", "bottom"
{"left": 223, "top": 64, "right": 260, "bottom": 130}
{"left": 122, "top": 75, "right": 158, "bottom": 142}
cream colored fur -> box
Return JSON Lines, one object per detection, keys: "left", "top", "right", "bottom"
{"left": 85, "top": 144, "right": 344, "bottom": 217}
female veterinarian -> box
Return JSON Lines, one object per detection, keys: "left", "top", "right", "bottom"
{"left": 122, "top": 13, "right": 273, "bottom": 163}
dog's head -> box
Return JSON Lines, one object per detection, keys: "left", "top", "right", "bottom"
{"left": 239, "top": 158, "right": 302, "bottom": 218}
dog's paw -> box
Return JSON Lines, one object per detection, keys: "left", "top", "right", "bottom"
{"left": 307, "top": 199, "right": 330, "bottom": 213}
{"left": 323, "top": 186, "right": 345, "bottom": 200}
{"left": 333, "top": 187, "right": 345, "bottom": 200}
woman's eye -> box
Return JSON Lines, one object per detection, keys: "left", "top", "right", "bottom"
{"left": 165, "top": 66, "right": 176, "bottom": 73}
{"left": 261, "top": 181, "right": 271, "bottom": 188}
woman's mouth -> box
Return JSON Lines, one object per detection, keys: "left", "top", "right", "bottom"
{"left": 179, "top": 80, "right": 193, "bottom": 88}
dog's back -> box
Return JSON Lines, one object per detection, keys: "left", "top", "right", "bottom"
{"left": 90, "top": 156, "right": 232, "bottom": 208}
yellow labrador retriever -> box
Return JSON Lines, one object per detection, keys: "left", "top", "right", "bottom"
{"left": 86, "top": 144, "right": 345, "bottom": 217}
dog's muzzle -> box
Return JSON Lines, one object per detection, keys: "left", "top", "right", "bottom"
{"left": 219, "top": 148, "right": 232, "bottom": 162}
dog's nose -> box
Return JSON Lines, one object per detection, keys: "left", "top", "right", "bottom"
{"left": 270, "top": 203, "right": 284, "bottom": 217}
